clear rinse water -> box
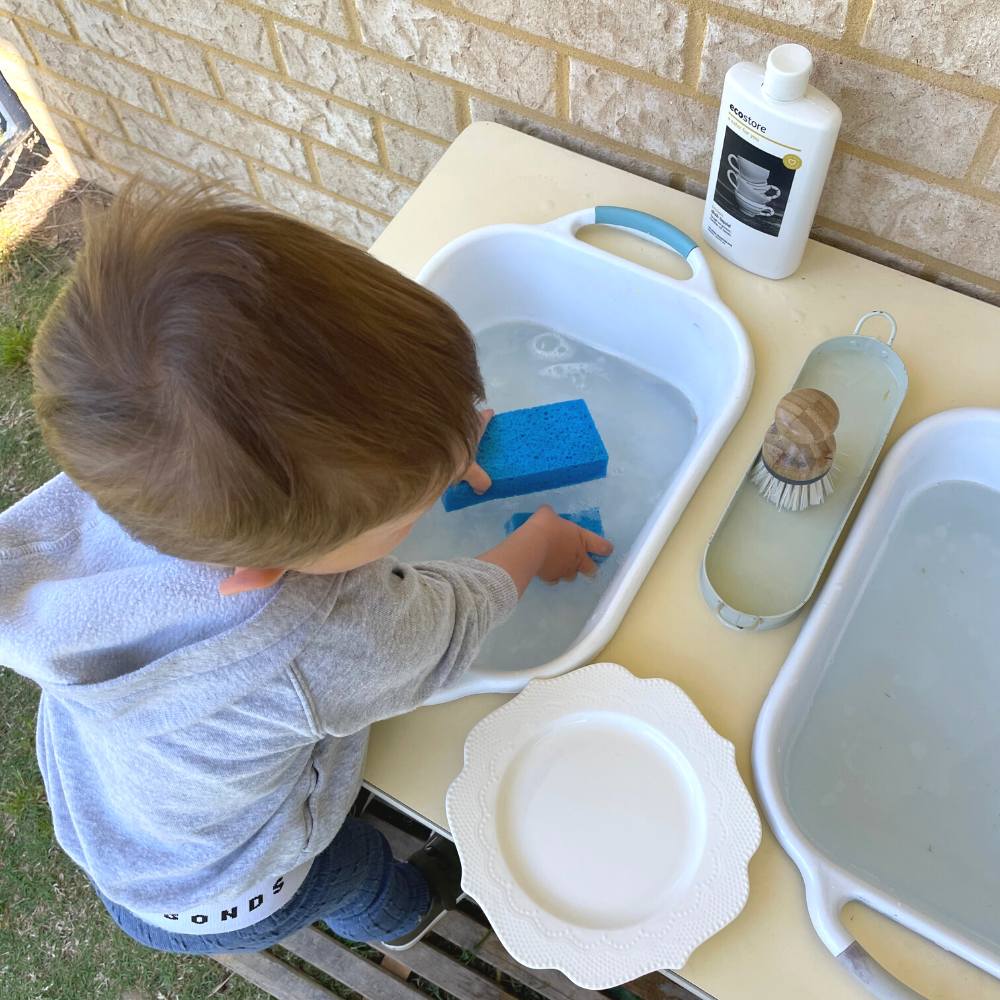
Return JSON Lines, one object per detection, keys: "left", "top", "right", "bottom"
{"left": 784, "top": 480, "right": 1000, "bottom": 952}
{"left": 705, "top": 336, "right": 907, "bottom": 619}
{"left": 395, "top": 321, "right": 697, "bottom": 672}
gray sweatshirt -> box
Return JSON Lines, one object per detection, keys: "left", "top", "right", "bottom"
{"left": 0, "top": 475, "right": 517, "bottom": 912}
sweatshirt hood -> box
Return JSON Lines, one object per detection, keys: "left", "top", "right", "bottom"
{"left": 0, "top": 475, "right": 289, "bottom": 725}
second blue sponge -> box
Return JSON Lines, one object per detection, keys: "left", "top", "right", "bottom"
{"left": 504, "top": 508, "right": 608, "bottom": 563}
{"left": 443, "top": 399, "right": 608, "bottom": 512}
{"left": 504, "top": 508, "right": 604, "bottom": 537}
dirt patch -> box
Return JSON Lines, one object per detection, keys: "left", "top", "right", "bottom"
{"left": 1, "top": 130, "right": 109, "bottom": 252}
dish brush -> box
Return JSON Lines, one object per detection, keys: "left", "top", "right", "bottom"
{"left": 751, "top": 388, "right": 840, "bottom": 511}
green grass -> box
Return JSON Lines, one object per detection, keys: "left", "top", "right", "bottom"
{"left": 0, "top": 238, "right": 271, "bottom": 1000}
{"left": 0, "top": 241, "right": 66, "bottom": 508}
{"left": 0, "top": 240, "right": 73, "bottom": 370}
{"left": 0, "top": 368, "right": 57, "bottom": 510}
{"left": 0, "top": 322, "right": 35, "bottom": 366}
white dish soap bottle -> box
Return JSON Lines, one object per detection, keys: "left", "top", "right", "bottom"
{"left": 702, "top": 44, "right": 841, "bottom": 280}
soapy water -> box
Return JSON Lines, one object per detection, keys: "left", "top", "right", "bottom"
{"left": 395, "top": 320, "right": 697, "bottom": 673}
{"left": 784, "top": 481, "right": 1000, "bottom": 951}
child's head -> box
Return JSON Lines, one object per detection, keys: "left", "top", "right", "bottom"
{"left": 32, "top": 185, "right": 483, "bottom": 582}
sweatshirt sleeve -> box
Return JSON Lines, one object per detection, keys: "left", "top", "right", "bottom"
{"left": 292, "top": 557, "right": 518, "bottom": 736}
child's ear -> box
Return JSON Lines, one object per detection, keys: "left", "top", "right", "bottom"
{"left": 218, "top": 566, "right": 285, "bottom": 596}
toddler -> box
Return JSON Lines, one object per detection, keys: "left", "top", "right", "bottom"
{"left": 0, "top": 187, "right": 611, "bottom": 953}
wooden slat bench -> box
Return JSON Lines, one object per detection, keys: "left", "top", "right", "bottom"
{"left": 218, "top": 801, "right": 704, "bottom": 1000}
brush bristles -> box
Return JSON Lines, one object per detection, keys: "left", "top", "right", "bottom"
{"left": 751, "top": 458, "right": 835, "bottom": 511}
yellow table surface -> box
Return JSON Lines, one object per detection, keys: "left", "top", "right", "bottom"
{"left": 364, "top": 122, "right": 1000, "bottom": 1000}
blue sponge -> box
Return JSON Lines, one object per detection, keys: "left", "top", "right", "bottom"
{"left": 504, "top": 507, "right": 608, "bottom": 563}
{"left": 443, "top": 399, "right": 608, "bottom": 512}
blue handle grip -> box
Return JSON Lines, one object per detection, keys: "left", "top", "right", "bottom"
{"left": 594, "top": 205, "right": 698, "bottom": 259}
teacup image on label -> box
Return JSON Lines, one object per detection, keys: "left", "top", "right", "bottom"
{"left": 734, "top": 190, "right": 775, "bottom": 216}
{"left": 728, "top": 153, "right": 770, "bottom": 182}
{"left": 727, "top": 169, "right": 780, "bottom": 200}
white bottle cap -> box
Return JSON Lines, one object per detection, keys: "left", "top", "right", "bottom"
{"left": 762, "top": 44, "right": 813, "bottom": 101}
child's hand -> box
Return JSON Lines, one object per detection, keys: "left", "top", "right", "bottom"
{"left": 457, "top": 409, "right": 494, "bottom": 494}
{"left": 530, "top": 506, "right": 613, "bottom": 583}
{"left": 477, "top": 504, "right": 614, "bottom": 595}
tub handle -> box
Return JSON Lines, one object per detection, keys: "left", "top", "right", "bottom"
{"left": 837, "top": 941, "right": 927, "bottom": 1000}
{"left": 594, "top": 205, "right": 698, "bottom": 259}
{"left": 545, "top": 206, "right": 717, "bottom": 295}
{"left": 809, "top": 885, "right": 929, "bottom": 1000}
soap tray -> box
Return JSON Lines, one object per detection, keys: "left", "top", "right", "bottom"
{"left": 701, "top": 311, "right": 908, "bottom": 630}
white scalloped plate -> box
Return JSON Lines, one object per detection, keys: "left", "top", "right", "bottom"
{"left": 446, "top": 662, "right": 761, "bottom": 989}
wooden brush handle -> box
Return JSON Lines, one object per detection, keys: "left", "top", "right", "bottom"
{"left": 762, "top": 388, "right": 840, "bottom": 484}
{"left": 774, "top": 388, "right": 839, "bottom": 443}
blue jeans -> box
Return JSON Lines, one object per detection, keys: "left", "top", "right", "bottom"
{"left": 96, "top": 818, "right": 431, "bottom": 953}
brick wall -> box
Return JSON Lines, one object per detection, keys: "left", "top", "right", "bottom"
{"left": 0, "top": 0, "right": 998, "bottom": 303}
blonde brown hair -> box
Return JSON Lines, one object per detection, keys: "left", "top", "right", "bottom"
{"left": 32, "top": 185, "right": 483, "bottom": 566}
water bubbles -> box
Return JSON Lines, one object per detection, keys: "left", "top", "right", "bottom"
{"left": 530, "top": 331, "right": 574, "bottom": 360}
{"left": 539, "top": 360, "right": 609, "bottom": 389}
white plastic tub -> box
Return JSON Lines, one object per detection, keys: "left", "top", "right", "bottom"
{"left": 754, "top": 409, "right": 1000, "bottom": 998}
{"left": 399, "top": 206, "right": 753, "bottom": 703}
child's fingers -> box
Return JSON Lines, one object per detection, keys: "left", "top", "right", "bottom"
{"left": 474, "top": 409, "right": 495, "bottom": 447}
{"left": 461, "top": 411, "right": 495, "bottom": 493}
{"left": 464, "top": 461, "right": 492, "bottom": 494}
{"left": 579, "top": 555, "right": 599, "bottom": 577}
{"left": 582, "top": 528, "right": 614, "bottom": 556}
